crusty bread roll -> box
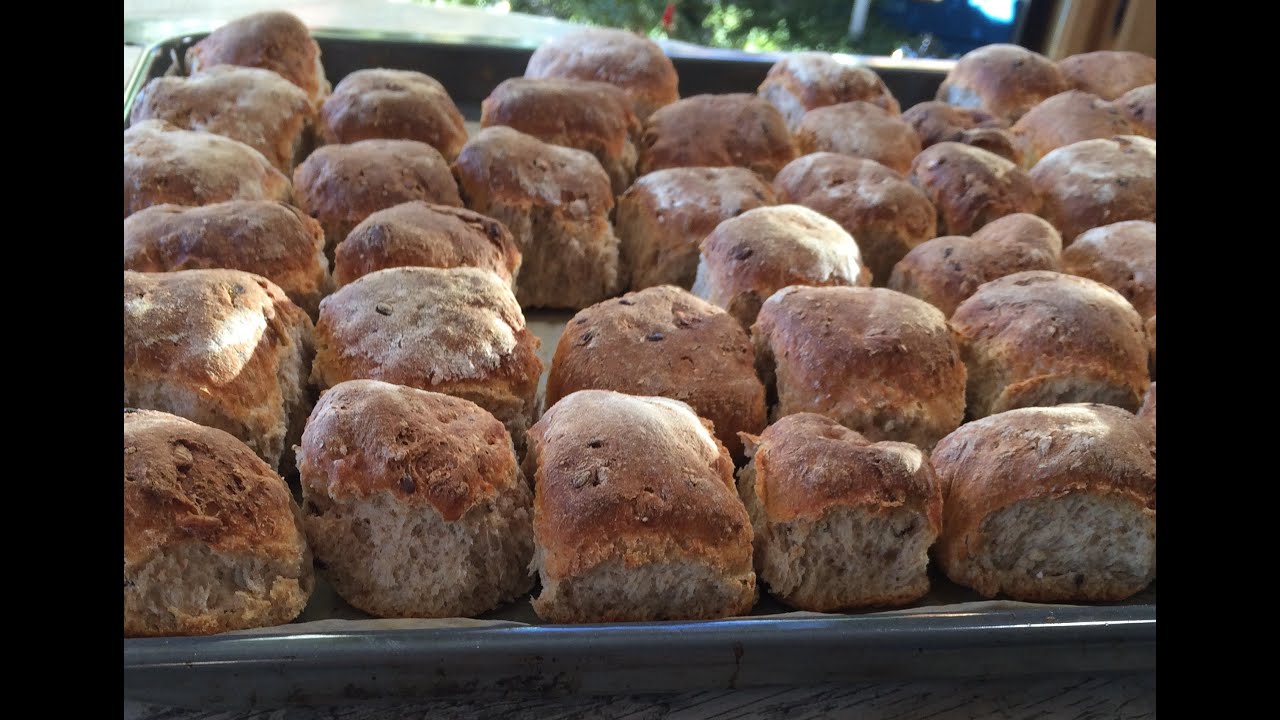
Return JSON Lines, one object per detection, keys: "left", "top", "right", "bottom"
{"left": 297, "top": 380, "right": 534, "bottom": 618}
{"left": 752, "top": 286, "right": 967, "bottom": 449}
{"left": 481, "top": 77, "right": 641, "bottom": 195}
{"left": 124, "top": 119, "right": 291, "bottom": 218}
{"left": 292, "top": 139, "right": 462, "bottom": 256}
{"left": 451, "top": 126, "right": 621, "bottom": 309}
{"left": 692, "top": 204, "right": 870, "bottom": 328}
{"left": 545, "top": 285, "right": 766, "bottom": 461}
{"left": 124, "top": 269, "right": 314, "bottom": 472}
{"left": 186, "top": 10, "right": 329, "bottom": 108}
{"left": 524, "top": 28, "right": 678, "bottom": 120}
{"left": 908, "top": 141, "right": 1040, "bottom": 236}
{"left": 129, "top": 65, "right": 313, "bottom": 173}
{"left": 901, "top": 100, "right": 1021, "bottom": 164}
{"left": 637, "top": 94, "right": 797, "bottom": 180}
{"left": 888, "top": 213, "right": 1063, "bottom": 317}
{"left": 951, "top": 271, "right": 1149, "bottom": 419}
{"left": 1011, "top": 90, "right": 1143, "bottom": 167}
{"left": 738, "top": 413, "right": 941, "bottom": 611}
{"left": 773, "top": 153, "right": 935, "bottom": 285}
{"left": 1116, "top": 84, "right": 1156, "bottom": 138}
{"left": 757, "top": 52, "right": 899, "bottom": 131}
{"left": 124, "top": 201, "right": 331, "bottom": 318}
{"left": 124, "top": 409, "right": 313, "bottom": 637}
{"left": 318, "top": 69, "right": 467, "bottom": 161}
{"left": 525, "top": 390, "right": 756, "bottom": 622}
{"left": 310, "top": 266, "right": 542, "bottom": 449}
{"left": 793, "top": 101, "right": 921, "bottom": 174}
{"left": 1029, "top": 135, "right": 1155, "bottom": 244}
{"left": 936, "top": 44, "right": 1067, "bottom": 122}
{"left": 617, "top": 167, "right": 777, "bottom": 291}
{"left": 1057, "top": 50, "right": 1156, "bottom": 101}
{"left": 931, "top": 403, "right": 1156, "bottom": 602}
{"left": 1138, "top": 382, "right": 1155, "bottom": 430}
{"left": 1062, "top": 220, "right": 1156, "bottom": 320}
{"left": 333, "top": 201, "right": 520, "bottom": 288}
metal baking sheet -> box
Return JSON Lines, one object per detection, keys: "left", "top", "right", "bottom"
{"left": 122, "top": 31, "right": 1155, "bottom": 709}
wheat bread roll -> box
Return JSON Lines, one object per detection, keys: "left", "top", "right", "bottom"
{"left": 757, "top": 52, "right": 900, "bottom": 130}
{"left": 1116, "top": 84, "right": 1156, "bottom": 138}
{"left": 124, "top": 409, "right": 313, "bottom": 637}
{"left": 318, "top": 69, "right": 467, "bottom": 161}
{"left": 1011, "top": 90, "right": 1143, "bottom": 167}
{"left": 901, "top": 100, "right": 1021, "bottom": 164}
{"left": 524, "top": 28, "right": 678, "bottom": 120}
{"left": 1057, "top": 50, "right": 1156, "bottom": 101}
{"left": 1029, "top": 135, "right": 1156, "bottom": 244}
{"left": 637, "top": 94, "right": 797, "bottom": 180}
{"left": 737, "top": 413, "right": 941, "bottom": 611}
{"left": 936, "top": 43, "right": 1067, "bottom": 122}
{"left": 1062, "top": 220, "right": 1156, "bottom": 321}
{"left": 793, "top": 101, "right": 921, "bottom": 174}
{"left": 186, "top": 10, "right": 329, "bottom": 108}
{"left": 907, "top": 141, "right": 1040, "bottom": 236}
{"left": 525, "top": 390, "right": 756, "bottom": 623}
{"left": 931, "top": 403, "right": 1156, "bottom": 602}
{"left": 296, "top": 380, "right": 534, "bottom": 618}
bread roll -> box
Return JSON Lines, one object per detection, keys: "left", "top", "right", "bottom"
{"left": 333, "top": 201, "right": 521, "bottom": 288}
{"left": 318, "top": 69, "right": 467, "bottom": 161}
{"left": 637, "top": 94, "right": 797, "bottom": 180}
{"left": 931, "top": 403, "right": 1156, "bottom": 602}
{"left": 1116, "top": 84, "right": 1156, "bottom": 138}
{"left": 692, "top": 204, "right": 870, "bottom": 328}
{"left": 525, "top": 390, "right": 756, "bottom": 622}
{"left": 793, "top": 101, "right": 921, "bottom": 174}
{"left": 292, "top": 139, "right": 462, "bottom": 256}
{"left": 1011, "top": 91, "right": 1143, "bottom": 167}
{"left": 936, "top": 44, "right": 1067, "bottom": 121}
{"left": 1145, "top": 314, "right": 1157, "bottom": 379}
{"left": 451, "top": 126, "right": 621, "bottom": 309}
{"left": 186, "top": 10, "right": 329, "bottom": 108}
{"left": 752, "top": 285, "right": 966, "bottom": 449}
{"left": 908, "top": 141, "right": 1040, "bottom": 236}
{"left": 773, "top": 153, "right": 935, "bottom": 285}
{"left": 888, "top": 213, "right": 1062, "bottom": 317}
{"left": 310, "top": 266, "right": 542, "bottom": 449}
{"left": 1138, "top": 382, "right": 1156, "bottom": 430}
{"left": 617, "top": 167, "right": 777, "bottom": 291}
{"left": 1029, "top": 135, "right": 1155, "bottom": 244}
{"left": 545, "top": 285, "right": 766, "bottom": 461}
{"left": 124, "top": 409, "right": 313, "bottom": 637}
{"left": 481, "top": 77, "right": 641, "bottom": 195}
{"left": 757, "top": 52, "right": 900, "bottom": 130}
{"left": 738, "top": 413, "right": 941, "bottom": 611}
{"left": 1057, "top": 50, "right": 1156, "bottom": 101}
{"left": 1062, "top": 220, "right": 1155, "bottom": 320}
{"left": 123, "top": 201, "right": 331, "bottom": 318}
{"left": 129, "top": 65, "right": 313, "bottom": 173}
{"left": 124, "top": 119, "right": 290, "bottom": 218}
{"left": 901, "top": 100, "right": 1021, "bottom": 164}
{"left": 524, "top": 28, "right": 678, "bottom": 120}
{"left": 951, "top": 271, "right": 1149, "bottom": 419}
{"left": 297, "top": 380, "right": 534, "bottom": 618}
{"left": 124, "top": 269, "right": 314, "bottom": 472}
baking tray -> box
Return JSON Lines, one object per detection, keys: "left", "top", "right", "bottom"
{"left": 122, "top": 30, "right": 1155, "bottom": 709}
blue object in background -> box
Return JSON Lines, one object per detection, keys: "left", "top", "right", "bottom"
{"left": 875, "top": 0, "right": 1021, "bottom": 56}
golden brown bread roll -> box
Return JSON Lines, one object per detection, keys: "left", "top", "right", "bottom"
{"left": 617, "top": 167, "right": 777, "bottom": 291}
{"left": 773, "top": 152, "right": 936, "bottom": 285}
{"left": 318, "top": 69, "right": 467, "bottom": 161}
{"left": 907, "top": 141, "right": 1041, "bottom": 236}
{"left": 451, "top": 126, "right": 621, "bottom": 309}
{"left": 123, "top": 201, "right": 331, "bottom": 319}
{"left": 752, "top": 285, "right": 967, "bottom": 449}
{"left": 124, "top": 409, "right": 313, "bottom": 637}
{"left": 637, "top": 94, "right": 797, "bottom": 180}
{"left": 888, "top": 213, "right": 1062, "bottom": 317}
{"left": 1011, "top": 90, "right": 1144, "bottom": 167}
{"left": 525, "top": 390, "right": 756, "bottom": 623}
{"left": 545, "top": 285, "right": 767, "bottom": 461}
{"left": 738, "top": 413, "right": 942, "bottom": 611}
{"left": 757, "top": 52, "right": 900, "bottom": 130}
{"left": 124, "top": 119, "right": 291, "bottom": 218}
{"left": 1116, "top": 84, "right": 1156, "bottom": 138}
{"left": 123, "top": 269, "right": 315, "bottom": 473}
{"left": 793, "top": 101, "right": 921, "bottom": 174}
{"left": 931, "top": 403, "right": 1156, "bottom": 602}
{"left": 310, "top": 266, "right": 542, "bottom": 449}
{"left": 186, "top": 10, "right": 329, "bottom": 108}
{"left": 129, "top": 65, "right": 313, "bottom": 173}
{"left": 524, "top": 28, "right": 678, "bottom": 120}
{"left": 951, "top": 270, "right": 1149, "bottom": 419}
{"left": 1029, "top": 135, "right": 1155, "bottom": 244}
{"left": 692, "top": 204, "right": 870, "bottom": 328}
{"left": 1057, "top": 50, "right": 1156, "bottom": 101}
{"left": 1061, "top": 220, "right": 1156, "bottom": 320}
{"left": 297, "top": 380, "right": 534, "bottom": 618}
{"left": 936, "top": 44, "right": 1067, "bottom": 122}
{"left": 481, "top": 77, "right": 641, "bottom": 196}
{"left": 333, "top": 201, "right": 521, "bottom": 288}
